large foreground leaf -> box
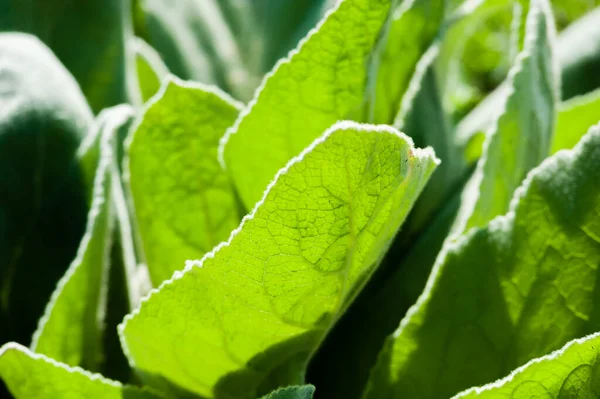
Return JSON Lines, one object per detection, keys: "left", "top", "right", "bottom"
{"left": 128, "top": 78, "right": 243, "bottom": 286}
{"left": 0, "top": 343, "right": 161, "bottom": 399}
{"left": 220, "top": 0, "right": 398, "bottom": 209}
{"left": 454, "top": 332, "right": 600, "bottom": 398}
{"left": 0, "top": 0, "right": 134, "bottom": 112}
{"left": 364, "top": 123, "right": 600, "bottom": 398}
{"left": 0, "top": 33, "right": 92, "bottom": 346}
{"left": 120, "top": 122, "right": 438, "bottom": 399}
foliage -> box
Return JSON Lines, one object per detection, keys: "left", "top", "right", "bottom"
{"left": 1, "top": 0, "right": 600, "bottom": 398}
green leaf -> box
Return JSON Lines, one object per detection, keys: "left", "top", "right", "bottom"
{"left": 120, "top": 122, "right": 438, "bottom": 399}
{"left": 454, "top": 332, "right": 600, "bottom": 398}
{"left": 133, "top": 38, "right": 169, "bottom": 103}
{"left": 139, "top": 0, "right": 337, "bottom": 102}
{"left": 372, "top": 0, "right": 446, "bottom": 124}
{"left": 451, "top": 0, "right": 559, "bottom": 237}
{"left": 30, "top": 115, "right": 111, "bottom": 368}
{"left": 0, "top": 33, "right": 93, "bottom": 346}
{"left": 0, "top": 343, "right": 162, "bottom": 399}
{"left": 552, "top": 88, "right": 600, "bottom": 154}
{"left": 259, "top": 385, "right": 315, "bottom": 399}
{"left": 30, "top": 106, "right": 134, "bottom": 374}
{"left": 363, "top": 122, "right": 600, "bottom": 398}
{"left": 0, "top": 0, "right": 135, "bottom": 112}
{"left": 127, "top": 78, "right": 243, "bottom": 287}
{"left": 253, "top": 1, "right": 338, "bottom": 71}
{"left": 220, "top": 0, "right": 398, "bottom": 210}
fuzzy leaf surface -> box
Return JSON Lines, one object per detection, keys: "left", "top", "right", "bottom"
{"left": 454, "top": 333, "right": 600, "bottom": 398}
{"left": 121, "top": 122, "right": 438, "bottom": 399}
{"left": 0, "top": 343, "right": 161, "bottom": 399}
{"left": 30, "top": 108, "right": 134, "bottom": 371}
{"left": 128, "top": 78, "right": 243, "bottom": 286}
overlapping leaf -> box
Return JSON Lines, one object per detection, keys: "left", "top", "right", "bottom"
{"left": 220, "top": 0, "right": 399, "bottom": 209}
{"left": 364, "top": 121, "right": 600, "bottom": 398}
{"left": 30, "top": 107, "right": 134, "bottom": 373}
{"left": 451, "top": 0, "right": 558, "bottom": 236}
{"left": 552, "top": 87, "right": 600, "bottom": 153}
{"left": 120, "top": 122, "right": 438, "bottom": 398}
{"left": 457, "top": 5, "right": 600, "bottom": 160}
{"left": 127, "top": 78, "right": 243, "bottom": 286}
{"left": 0, "top": 343, "right": 161, "bottom": 399}
{"left": 133, "top": 38, "right": 169, "bottom": 103}
{"left": 259, "top": 385, "right": 315, "bottom": 399}
{"left": 454, "top": 333, "right": 600, "bottom": 398}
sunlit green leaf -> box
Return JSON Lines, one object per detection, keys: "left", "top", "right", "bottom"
{"left": 127, "top": 78, "right": 243, "bottom": 286}
{"left": 121, "top": 122, "right": 438, "bottom": 399}
{"left": 0, "top": 343, "right": 161, "bottom": 399}
{"left": 221, "top": 0, "right": 399, "bottom": 209}
{"left": 454, "top": 333, "right": 600, "bottom": 398}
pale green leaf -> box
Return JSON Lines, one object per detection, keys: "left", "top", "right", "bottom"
{"left": 454, "top": 333, "right": 600, "bottom": 398}
{"left": 363, "top": 123, "right": 600, "bottom": 398}
{"left": 0, "top": 343, "right": 161, "bottom": 399}
{"left": 127, "top": 78, "right": 243, "bottom": 287}
{"left": 120, "top": 122, "right": 438, "bottom": 399}
{"left": 253, "top": 1, "right": 338, "bottom": 71}
{"left": 259, "top": 385, "right": 315, "bottom": 399}
{"left": 0, "top": 33, "right": 93, "bottom": 346}
{"left": 133, "top": 38, "right": 169, "bottom": 103}
{"left": 220, "top": 0, "right": 398, "bottom": 210}
{"left": 551, "top": 87, "right": 600, "bottom": 153}
{"left": 0, "top": 0, "right": 135, "bottom": 112}
{"left": 451, "top": 0, "right": 559, "bottom": 237}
